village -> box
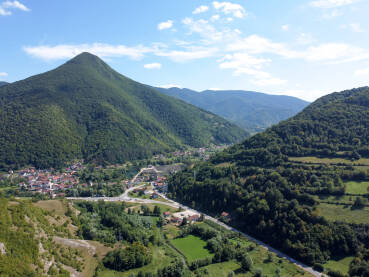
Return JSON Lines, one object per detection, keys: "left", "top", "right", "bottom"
{"left": 14, "top": 162, "right": 84, "bottom": 197}
{"left": 0, "top": 145, "right": 228, "bottom": 199}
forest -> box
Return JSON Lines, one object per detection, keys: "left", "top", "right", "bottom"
{"left": 0, "top": 52, "right": 247, "bottom": 171}
{"left": 169, "top": 87, "right": 369, "bottom": 274}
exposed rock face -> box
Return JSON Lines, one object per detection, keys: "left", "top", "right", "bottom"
{"left": 0, "top": 242, "right": 6, "bottom": 255}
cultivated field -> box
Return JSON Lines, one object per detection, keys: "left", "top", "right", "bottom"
{"left": 171, "top": 235, "right": 213, "bottom": 263}
{"left": 345, "top": 181, "right": 369, "bottom": 195}
{"left": 317, "top": 203, "right": 369, "bottom": 224}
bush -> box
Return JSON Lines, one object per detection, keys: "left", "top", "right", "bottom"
{"left": 327, "top": 269, "right": 346, "bottom": 277}
{"left": 102, "top": 242, "right": 152, "bottom": 271}
{"left": 312, "top": 263, "right": 324, "bottom": 272}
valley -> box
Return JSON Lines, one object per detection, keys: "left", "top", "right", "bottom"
{"left": 0, "top": 160, "right": 318, "bottom": 277}
{"left": 2, "top": 1, "right": 369, "bottom": 276}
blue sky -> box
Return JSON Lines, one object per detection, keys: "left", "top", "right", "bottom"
{"left": 1, "top": 0, "right": 369, "bottom": 101}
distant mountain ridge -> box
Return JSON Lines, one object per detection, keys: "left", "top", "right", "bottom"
{"left": 0, "top": 82, "right": 8, "bottom": 87}
{"left": 0, "top": 53, "right": 247, "bottom": 170}
{"left": 154, "top": 87, "right": 309, "bottom": 133}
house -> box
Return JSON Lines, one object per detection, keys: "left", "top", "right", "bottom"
{"left": 164, "top": 211, "right": 171, "bottom": 217}
{"left": 221, "top": 212, "right": 230, "bottom": 218}
{"left": 171, "top": 216, "right": 182, "bottom": 225}
{"left": 187, "top": 214, "right": 200, "bottom": 222}
{"left": 221, "top": 212, "right": 231, "bottom": 221}
{"left": 151, "top": 193, "right": 159, "bottom": 199}
{"left": 134, "top": 187, "right": 146, "bottom": 193}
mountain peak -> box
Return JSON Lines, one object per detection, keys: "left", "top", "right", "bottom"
{"left": 66, "top": 52, "right": 106, "bottom": 67}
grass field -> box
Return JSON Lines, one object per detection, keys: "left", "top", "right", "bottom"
{"left": 289, "top": 156, "right": 369, "bottom": 166}
{"left": 317, "top": 203, "right": 369, "bottom": 224}
{"left": 129, "top": 191, "right": 170, "bottom": 203}
{"left": 34, "top": 199, "right": 67, "bottom": 216}
{"left": 127, "top": 203, "right": 179, "bottom": 214}
{"left": 171, "top": 235, "right": 213, "bottom": 263}
{"left": 97, "top": 244, "right": 178, "bottom": 277}
{"left": 146, "top": 203, "right": 179, "bottom": 213}
{"left": 199, "top": 248, "right": 308, "bottom": 277}
{"left": 162, "top": 224, "right": 180, "bottom": 239}
{"left": 324, "top": 256, "right": 353, "bottom": 275}
{"left": 345, "top": 181, "right": 369, "bottom": 195}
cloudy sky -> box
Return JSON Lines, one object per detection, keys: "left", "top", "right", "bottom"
{"left": 1, "top": 0, "right": 369, "bottom": 101}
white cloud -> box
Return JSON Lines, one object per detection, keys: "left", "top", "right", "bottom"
{"left": 226, "top": 35, "right": 299, "bottom": 58}
{"left": 0, "top": 0, "right": 29, "bottom": 15}
{"left": 322, "top": 9, "right": 343, "bottom": 19}
{"left": 155, "top": 47, "right": 218, "bottom": 62}
{"left": 296, "top": 33, "right": 315, "bottom": 45}
{"left": 281, "top": 25, "right": 289, "bottom": 31}
{"left": 218, "top": 52, "right": 286, "bottom": 86}
{"left": 219, "top": 53, "right": 270, "bottom": 72}
{"left": 193, "top": 5, "right": 208, "bottom": 14}
{"left": 3, "top": 0, "right": 29, "bottom": 11}
{"left": 0, "top": 7, "right": 10, "bottom": 15}
{"left": 210, "top": 14, "right": 220, "bottom": 21}
{"left": 0, "top": 72, "right": 7, "bottom": 81}
{"left": 182, "top": 17, "right": 224, "bottom": 42}
{"left": 234, "top": 29, "right": 241, "bottom": 34}
{"left": 226, "top": 34, "right": 369, "bottom": 64}
{"left": 303, "top": 43, "right": 369, "bottom": 62}
{"left": 349, "top": 23, "right": 365, "bottom": 33}
{"left": 212, "top": 1, "right": 246, "bottom": 18}
{"left": 23, "top": 43, "right": 154, "bottom": 61}
{"left": 158, "top": 20, "right": 173, "bottom": 30}
{"left": 144, "top": 63, "right": 162, "bottom": 69}
{"left": 309, "top": 0, "right": 362, "bottom": 8}
{"left": 355, "top": 66, "right": 369, "bottom": 75}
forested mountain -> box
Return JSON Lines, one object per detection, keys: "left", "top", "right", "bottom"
{"left": 0, "top": 82, "right": 8, "bottom": 87}
{"left": 0, "top": 53, "right": 247, "bottom": 170}
{"left": 154, "top": 87, "right": 309, "bottom": 133}
{"left": 169, "top": 86, "right": 369, "bottom": 270}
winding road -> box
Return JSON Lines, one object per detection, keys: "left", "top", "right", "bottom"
{"left": 67, "top": 166, "right": 323, "bottom": 277}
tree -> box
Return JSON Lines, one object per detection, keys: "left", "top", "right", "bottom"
{"left": 353, "top": 197, "right": 366, "bottom": 209}
{"left": 153, "top": 205, "right": 161, "bottom": 216}
{"left": 241, "top": 254, "right": 253, "bottom": 272}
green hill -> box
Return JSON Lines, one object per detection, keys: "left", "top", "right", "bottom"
{"left": 154, "top": 87, "right": 309, "bottom": 134}
{"left": 169, "top": 86, "right": 369, "bottom": 269}
{"left": 0, "top": 53, "right": 247, "bottom": 170}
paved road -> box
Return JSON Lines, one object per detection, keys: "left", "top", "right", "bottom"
{"left": 67, "top": 166, "right": 323, "bottom": 277}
